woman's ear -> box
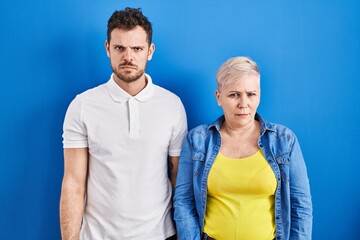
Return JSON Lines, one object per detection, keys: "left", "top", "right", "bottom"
{"left": 215, "top": 89, "right": 222, "bottom": 106}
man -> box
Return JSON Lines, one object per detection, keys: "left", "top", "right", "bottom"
{"left": 60, "top": 8, "right": 187, "bottom": 240}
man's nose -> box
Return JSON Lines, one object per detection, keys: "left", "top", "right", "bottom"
{"left": 123, "top": 49, "right": 133, "bottom": 61}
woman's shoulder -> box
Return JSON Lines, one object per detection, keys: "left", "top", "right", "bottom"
{"left": 259, "top": 116, "right": 297, "bottom": 141}
{"left": 188, "top": 116, "right": 223, "bottom": 135}
{"left": 266, "top": 121, "right": 295, "bottom": 134}
{"left": 188, "top": 123, "right": 213, "bottom": 136}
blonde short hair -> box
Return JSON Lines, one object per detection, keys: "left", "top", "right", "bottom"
{"left": 216, "top": 56, "right": 260, "bottom": 91}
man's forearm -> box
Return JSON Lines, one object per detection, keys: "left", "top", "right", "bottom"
{"left": 168, "top": 156, "right": 179, "bottom": 188}
{"left": 60, "top": 184, "right": 85, "bottom": 240}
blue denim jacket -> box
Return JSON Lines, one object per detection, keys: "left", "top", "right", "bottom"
{"left": 174, "top": 114, "right": 312, "bottom": 240}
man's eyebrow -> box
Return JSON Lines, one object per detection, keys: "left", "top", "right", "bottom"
{"left": 228, "top": 90, "right": 257, "bottom": 93}
{"left": 129, "top": 45, "right": 145, "bottom": 48}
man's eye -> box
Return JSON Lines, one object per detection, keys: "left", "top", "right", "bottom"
{"left": 248, "top": 92, "right": 256, "bottom": 97}
{"left": 229, "top": 93, "right": 239, "bottom": 98}
{"left": 134, "top": 47, "right": 142, "bottom": 52}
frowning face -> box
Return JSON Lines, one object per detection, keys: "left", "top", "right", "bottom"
{"left": 216, "top": 74, "right": 260, "bottom": 129}
{"left": 105, "top": 26, "right": 154, "bottom": 84}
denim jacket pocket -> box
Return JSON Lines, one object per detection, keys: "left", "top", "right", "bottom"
{"left": 275, "top": 153, "right": 290, "bottom": 182}
{"left": 192, "top": 151, "right": 205, "bottom": 176}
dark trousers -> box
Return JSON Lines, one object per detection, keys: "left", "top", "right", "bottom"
{"left": 166, "top": 234, "right": 177, "bottom": 240}
{"left": 202, "top": 233, "right": 216, "bottom": 240}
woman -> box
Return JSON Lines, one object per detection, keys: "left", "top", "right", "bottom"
{"left": 174, "top": 56, "right": 312, "bottom": 240}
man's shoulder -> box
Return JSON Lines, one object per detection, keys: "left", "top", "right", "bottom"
{"left": 75, "top": 83, "right": 107, "bottom": 101}
{"left": 152, "top": 84, "right": 182, "bottom": 103}
{"left": 153, "top": 84, "right": 177, "bottom": 96}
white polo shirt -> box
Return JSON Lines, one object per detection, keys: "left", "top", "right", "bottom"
{"left": 63, "top": 74, "right": 187, "bottom": 240}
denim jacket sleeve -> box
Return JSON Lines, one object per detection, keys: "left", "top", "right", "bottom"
{"left": 174, "top": 135, "right": 201, "bottom": 240}
{"left": 288, "top": 135, "right": 313, "bottom": 239}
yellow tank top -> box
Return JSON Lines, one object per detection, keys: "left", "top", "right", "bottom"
{"left": 204, "top": 150, "right": 277, "bottom": 240}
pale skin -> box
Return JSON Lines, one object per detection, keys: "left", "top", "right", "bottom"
{"left": 216, "top": 74, "right": 261, "bottom": 159}
{"left": 59, "top": 148, "right": 88, "bottom": 240}
{"left": 169, "top": 156, "right": 180, "bottom": 188}
{"left": 105, "top": 26, "right": 155, "bottom": 96}
{"left": 60, "top": 26, "right": 179, "bottom": 239}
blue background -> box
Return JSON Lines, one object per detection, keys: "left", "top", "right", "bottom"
{"left": 1, "top": 0, "right": 359, "bottom": 239}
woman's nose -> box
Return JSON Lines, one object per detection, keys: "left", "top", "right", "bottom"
{"left": 237, "top": 96, "right": 247, "bottom": 108}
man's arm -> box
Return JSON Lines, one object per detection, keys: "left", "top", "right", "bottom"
{"left": 168, "top": 156, "right": 179, "bottom": 188}
{"left": 60, "top": 148, "right": 88, "bottom": 240}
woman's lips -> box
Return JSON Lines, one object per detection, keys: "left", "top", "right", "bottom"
{"left": 235, "top": 113, "right": 249, "bottom": 118}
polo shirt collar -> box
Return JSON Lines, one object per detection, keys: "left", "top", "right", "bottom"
{"left": 106, "top": 73, "right": 154, "bottom": 103}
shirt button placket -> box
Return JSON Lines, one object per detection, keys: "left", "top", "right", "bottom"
{"left": 128, "top": 97, "right": 140, "bottom": 138}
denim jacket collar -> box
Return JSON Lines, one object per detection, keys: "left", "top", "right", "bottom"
{"left": 208, "top": 113, "right": 277, "bottom": 135}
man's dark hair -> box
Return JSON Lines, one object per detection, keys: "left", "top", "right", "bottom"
{"left": 107, "top": 7, "right": 153, "bottom": 45}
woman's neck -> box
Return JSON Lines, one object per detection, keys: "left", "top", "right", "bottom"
{"left": 222, "top": 120, "right": 259, "bottom": 138}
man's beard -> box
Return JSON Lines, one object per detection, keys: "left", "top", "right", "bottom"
{"left": 112, "top": 61, "right": 146, "bottom": 83}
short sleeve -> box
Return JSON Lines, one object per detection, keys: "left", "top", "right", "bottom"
{"left": 168, "top": 98, "right": 188, "bottom": 156}
{"left": 62, "top": 96, "right": 88, "bottom": 148}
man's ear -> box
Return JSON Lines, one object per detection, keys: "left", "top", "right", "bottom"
{"left": 105, "top": 40, "right": 110, "bottom": 57}
{"left": 147, "top": 43, "right": 155, "bottom": 61}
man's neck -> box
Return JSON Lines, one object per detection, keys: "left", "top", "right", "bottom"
{"left": 114, "top": 75, "right": 147, "bottom": 96}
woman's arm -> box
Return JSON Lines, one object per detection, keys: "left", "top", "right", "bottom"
{"left": 174, "top": 136, "right": 201, "bottom": 240}
{"left": 289, "top": 135, "right": 313, "bottom": 239}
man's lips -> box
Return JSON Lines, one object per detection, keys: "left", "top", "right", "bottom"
{"left": 119, "top": 63, "right": 137, "bottom": 69}
{"left": 120, "top": 65, "right": 137, "bottom": 69}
